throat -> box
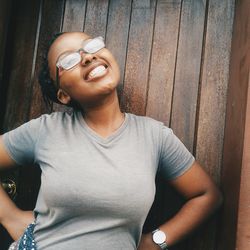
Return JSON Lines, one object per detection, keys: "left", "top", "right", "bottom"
{"left": 84, "top": 113, "right": 126, "bottom": 139}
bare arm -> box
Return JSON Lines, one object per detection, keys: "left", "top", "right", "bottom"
{"left": 0, "top": 136, "right": 34, "bottom": 240}
{"left": 138, "top": 161, "right": 222, "bottom": 249}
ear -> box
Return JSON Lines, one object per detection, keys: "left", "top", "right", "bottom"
{"left": 57, "top": 89, "right": 71, "bottom": 104}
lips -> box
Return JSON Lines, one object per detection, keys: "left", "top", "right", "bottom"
{"left": 84, "top": 62, "right": 108, "bottom": 81}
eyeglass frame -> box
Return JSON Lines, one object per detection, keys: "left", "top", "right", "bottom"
{"left": 55, "top": 36, "right": 105, "bottom": 88}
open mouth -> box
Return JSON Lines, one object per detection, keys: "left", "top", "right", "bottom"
{"left": 84, "top": 63, "right": 109, "bottom": 81}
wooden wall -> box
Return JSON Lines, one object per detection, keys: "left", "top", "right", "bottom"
{"left": 2, "top": 0, "right": 249, "bottom": 249}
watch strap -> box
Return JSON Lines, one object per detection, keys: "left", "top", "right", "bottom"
{"left": 152, "top": 229, "right": 169, "bottom": 250}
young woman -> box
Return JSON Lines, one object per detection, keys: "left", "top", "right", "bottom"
{"left": 0, "top": 32, "right": 222, "bottom": 250}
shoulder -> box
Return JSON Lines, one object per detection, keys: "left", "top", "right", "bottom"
{"left": 35, "top": 110, "right": 75, "bottom": 125}
{"left": 128, "top": 113, "right": 171, "bottom": 132}
{"left": 127, "top": 113, "right": 172, "bottom": 139}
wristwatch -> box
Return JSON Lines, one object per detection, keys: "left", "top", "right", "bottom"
{"left": 152, "top": 229, "right": 168, "bottom": 249}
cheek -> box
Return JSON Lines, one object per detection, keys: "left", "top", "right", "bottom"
{"left": 60, "top": 68, "right": 83, "bottom": 87}
{"left": 99, "top": 49, "right": 120, "bottom": 74}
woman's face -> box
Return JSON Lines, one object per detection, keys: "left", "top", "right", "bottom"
{"left": 48, "top": 32, "right": 120, "bottom": 107}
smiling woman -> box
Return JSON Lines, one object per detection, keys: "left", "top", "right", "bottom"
{"left": 0, "top": 31, "right": 222, "bottom": 250}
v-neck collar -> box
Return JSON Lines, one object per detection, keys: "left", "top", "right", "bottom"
{"left": 76, "top": 110, "right": 129, "bottom": 144}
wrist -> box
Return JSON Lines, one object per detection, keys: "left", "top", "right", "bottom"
{"left": 152, "top": 228, "right": 169, "bottom": 250}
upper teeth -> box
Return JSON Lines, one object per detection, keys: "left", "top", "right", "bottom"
{"left": 88, "top": 65, "right": 107, "bottom": 79}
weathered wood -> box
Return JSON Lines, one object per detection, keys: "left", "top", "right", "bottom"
{"left": 192, "top": 0, "right": 235, "bottom": 250}
{"left": 106, "top": 0, "right": 132, "bottom": 93}
{"left": 236, "top": 73, "right": 250, "bottom": 250}
{"left": 146, "top": 0, "right": 181, "bottom": 126}
{"left": 84, "top": 0, "right": 109, "bottom": 38}
{"left": 29, "top": 0, "right": 66, "bottom": 119}
{"left": 219, "top": 0, "right": 250, "bottom": 249}
{"left": 171, "top": 0, "right": 206, "bottom": 151}
{"left": 62, "top": 0, "right": 87, "bottom": 32}
{"left": 123, "top": 0, "right": 156, "bottom": 115}
{"left": 3, "top": 0, "right": 41, "bottom": 130}
{"left": 143, "top": 2, "right": 184, "bottom": 250}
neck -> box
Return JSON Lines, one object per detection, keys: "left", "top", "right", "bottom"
{"left": 80, "top": 91, "right": 124, "bottom": 130}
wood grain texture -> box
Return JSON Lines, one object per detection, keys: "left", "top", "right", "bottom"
{"left": 84, "top": 0, "right": 109, "bottom": 38}
{"left": 3, "top": 0, "right": 41, "bottom": 130}
{"left": 123, "top": 0, "right": 156, "bottom": 115}
{"left": 219, "top": 0, "right": 250, "bottom": 249}
{"left": 106, "top": 0, "right": 132, "bottom": 91}
{"left": 191, "top": 0, "right": 235, "bottom": 250}
{"left": 171, "top": 0, "right": 206, "bottom": 152}
{"left": 236, "top": 72, "right": 250, "bottom": 250}
{"left": 29, "top": 0, "right": 65, "bottom": 118}
{"left": 146, "top": 0, "right": 181, "bottom": 125}
{"left": 62, "top": 0, "right": 87, "bottom": 32}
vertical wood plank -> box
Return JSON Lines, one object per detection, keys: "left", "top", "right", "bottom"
{"left": 62, "top": 0, "right": 87, "bottom": 32}
{"left": 123, "top": 0, "right": 156, "bottom": 115}
{"left": 196, "top": 0, "right": 235, "bottom": 185}
{"left": 146, "top": 0, "right": 181, "bottom": 125}
{"left": 3, "top": 0, "right": 41, "bottom": 129}
{"left": 106, "top": 0, "right": 132, "bottom": 91}
{"left": 236, "top": 73, "right": 250, "bottom": 250}
{"left": 191, "top": 0, "right": 235, "bottom": 250}
{"left": 29, "top": 0, "right": 65, "bottom": 118}
{"left": 84, "top": 0, "right": 109, "bottom": 38}
{"left": 171, "top": 0, "right": 207, "bottom": 151}
{"left": 219, "top": 0, "right": 250, "bottom": 249}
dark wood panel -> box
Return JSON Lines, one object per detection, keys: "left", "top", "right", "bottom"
{"left": 123, "top": 0, "right": 156, "bottom": 115}
{"left": 29, "top": 0, "right": 66, "bottom": 118}
{"left": 146, "top": 0, "right": 181, "bottom": 125}
{"left": 0, "top": 0, "right": 12, "bottom": 133}
{"left": 84, "top": 0, "right": 109, "bottom": 38}
{"left": 0, "top": 0, "right": 12, "bottom": 82}
{"left": 191, "top": 0, "right": 235, "bottom": 250}
{"left": 3, "top": 0, "right": 41, "bottom": 130}
{"left": 218, "top": 0, "right": 250, "bottom": 249}
{"left": 106, "top": 0, "right": 132, "bottom": 94}
{"left": 171, "top": 0, "right": 207, "bottom": 151}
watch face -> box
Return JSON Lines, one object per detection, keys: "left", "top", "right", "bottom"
{"left": 153, "top": 230, "right": 166, "bottom": 244}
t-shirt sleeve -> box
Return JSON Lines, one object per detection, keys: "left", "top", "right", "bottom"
{"left": 2, "top": 117, "right": 42, "bottom": 166}
{"left": 158, "top": 125, "right": 195, "bottom": 180}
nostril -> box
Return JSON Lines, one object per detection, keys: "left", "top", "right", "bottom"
{"left": 85, "top": 59, "right": 91, "bottom": 65}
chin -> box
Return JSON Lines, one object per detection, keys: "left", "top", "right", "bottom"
{"left": 98, "top": 74, "right": 120, "bottom": 92}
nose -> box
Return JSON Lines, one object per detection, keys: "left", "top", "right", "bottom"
{"left": 80, "top": 51, "right": 96, "bottom": 66}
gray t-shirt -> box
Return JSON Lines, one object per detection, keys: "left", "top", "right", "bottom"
{"left": 2, "top": 111, "right": 195, "bottom": 250}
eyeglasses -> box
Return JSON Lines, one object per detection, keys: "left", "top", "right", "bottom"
{"left": 55, "top": 36, "right": 105, "bottom": 86}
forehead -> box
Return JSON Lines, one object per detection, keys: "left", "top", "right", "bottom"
{"left": 48, "top": 32, "right": 91, "bottom": 79}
